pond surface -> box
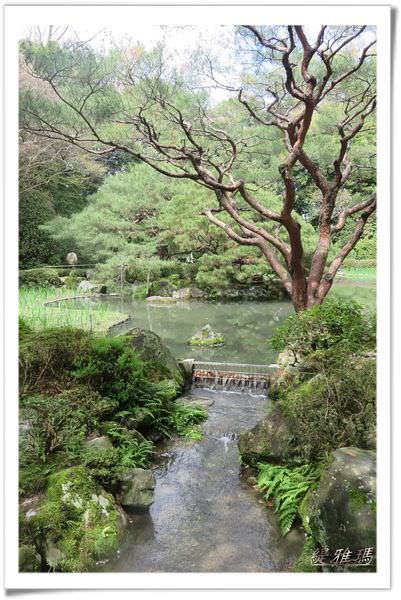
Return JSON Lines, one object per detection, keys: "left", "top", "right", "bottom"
{"left": 96, "top": 388, "right": 305, "bottom": 573}
{"left": 66, "top": 277, "right": 375, "bottom": 364}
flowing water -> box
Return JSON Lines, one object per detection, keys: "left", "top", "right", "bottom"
{"left": 97, "top": 388, "right": 305, "bottom": 572}
{"left": 60, "top": 279, "right": 374, "bottom": 572}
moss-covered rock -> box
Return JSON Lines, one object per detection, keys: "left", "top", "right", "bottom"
{"left": 300, "top": 447, "right": 376, "bottom": 567}
{"left": 293, "top": 537, "right": 320, "bottom": 573}
{"left": 188, "top": 324, "right": 225, "bottom": 347}
{"left": 27, "top": 466, "right": 126, "bottom": 572}
{"left": 239, "top": 404, "right": 298, "bottom": 466}
{"left": 124, "top": 327, "right": 184, "bottom": 391}
{"left": 172, "top": 287, "right": 205, "bottom": 301}
{"left": 19, "top": 545, "right": 42, "bottom": 572}
{"left": 118, "top": 468, "right": 156, "bottom": 510}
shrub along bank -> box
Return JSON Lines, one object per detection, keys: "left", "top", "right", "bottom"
{"left": 239, "top": 299, "right": 377, "bottom": 572}
{"left": 19, "top": 322, "right": 206, "bottom": 572}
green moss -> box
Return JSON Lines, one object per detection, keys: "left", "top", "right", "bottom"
{"left": 293, "top": 537, "right": 320, "bottom": 573}
{"left": 30, "top": 466, "right": 124, "bottom": 572}
{"left": 188, "top": 336, "right": 225, "bottom": 347}
{"left": 348, "top": 488, "right": 369, "bottom": 512}
{"left": 348, "top": 487, "right": 376, "bottom": 515}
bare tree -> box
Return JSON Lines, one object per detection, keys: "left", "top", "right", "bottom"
{"left": 20, "top": 25, "right": 376, "bottom": 311}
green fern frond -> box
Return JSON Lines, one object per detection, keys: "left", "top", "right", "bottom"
{"left": 256, "top": 461, "right": 321, "bottom": 536}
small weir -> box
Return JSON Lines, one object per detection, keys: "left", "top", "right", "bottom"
{"left": 191, "top": 361, "right": 272, "bottom": 392}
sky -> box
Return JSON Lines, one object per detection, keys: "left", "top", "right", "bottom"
{"left": 24, "top": 24, "right": 238, "bottom": 103}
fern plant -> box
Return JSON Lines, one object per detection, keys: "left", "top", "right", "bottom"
{"left": 257, "top": 462, "right": 321, "bottom": 535}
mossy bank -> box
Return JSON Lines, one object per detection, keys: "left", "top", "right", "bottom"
{"left": 18, "top": 321, "right": 206, "bottom": 572}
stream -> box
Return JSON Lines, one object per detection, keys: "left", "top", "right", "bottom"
{"left": 97, "top": 388, "right": 304, "bottom": 572}
{"left": 66, "top": 280, "right": 374, "bottom": 572}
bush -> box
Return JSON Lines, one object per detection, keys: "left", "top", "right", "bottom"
{"left": 73, "top": 336, "right": 165, "bottom": 410}
{"left": 279, "top": 355, "right": 376, "bottom": 461}
{"left": 57, "top": 267, "right": 88, "bottom": 277}
{"left": 19, "top": 267, "right": 63, "bottom": 288}
{"left": 342, "top": 258, "right": 376, "bottom": 268}
{"left": 270, "top": 298, "right": 376, "bottom": 461}
{"left": 19, "top": 327, "right": 90, "bottom": 394}
{"left": 270, "top": 298, "right": 375, "bottom": 366}
{"left": 19, "top": 387, "right": 118, "bottom": 495}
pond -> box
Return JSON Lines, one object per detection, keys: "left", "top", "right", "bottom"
{"left": 63, "top": 277, "right": 375, "bottom": 364}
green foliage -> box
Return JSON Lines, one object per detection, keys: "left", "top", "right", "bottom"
{"left": 18, "top": 131, "right": 106, "bottom": 269}
{"left": 41, "top": 163, "right": 313, "bottom": 298}
{"left": 19, "top": 317, "right": 33, "bottom": 339}
{"left": 334, "top": 215, "right": 376, "bottom": 262}
{"left": 18, "top": 327, "right": 187, "bottom": 500}
{"left": 343, "top": 258, "right": 376, "bottom": 276}
{"left": 271, "top": 298, "right": 376, "bottom": 461}
{"left": 162, "top": 401, "right": 207, "bottom": 438}
{"left": 73, "top": 336, "right": 150, "bottom": 406}
{"left": 19, "top": 387, "right": 118, "bottom": 495}
{"left": 81, "top": 433, "right": 154, "bottom": 491}
{"left": 280, "top": 355, "right": 376, "bottom": 461}
{"left": 257, "top": 462, "right": 321, "bottom": 535}
{"left": 19, "top": 187, "right": 61, "bottom": 269}
{"left": 19, "top": 267, "right": 62, "bottom": 288}
{"left": 270, "top": 298, "right": 375, "bottom": 366}
{"left": 19, "top": 327, "right": 90, "bottom": 394}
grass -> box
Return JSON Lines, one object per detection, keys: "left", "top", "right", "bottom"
{"left": 19, "top": 287, "right": 129, "bottom": 334}
{"left": 340, "top": 266, "right": 376, "bottom": 280}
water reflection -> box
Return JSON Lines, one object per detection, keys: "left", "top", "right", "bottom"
{"left": 62, "top": 278, "right": 375, "bottom": 364}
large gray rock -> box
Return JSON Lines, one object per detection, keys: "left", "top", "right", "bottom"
{"left": 125, "top": 328, "right": 184, "bottom": 391}
{"left": 300, "top": 447, "right": 376, "bottom": 555}
{"left": 172, "top": 287, "right": 205, "bottom": 301}
{"left": 188, "top": 324, "right": 225, "bottom": 347}
{"left": 119, "top": 468, "right": 156, "bottom": 510}
{"left": 178, "top": 358, "right": 195, "bottom": 386}
{"left": 78, "top": 280, "right": 96, "bottom": 292}
{"left": 239, "top": 404, "right": 297, "bottom": 464}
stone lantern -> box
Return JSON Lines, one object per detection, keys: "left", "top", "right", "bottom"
{"left": 66, "top": 252, "right": 78, "bottom": 266}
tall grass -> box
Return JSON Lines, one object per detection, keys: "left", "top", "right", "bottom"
{"left": 19, "top": 287, "right": 129, "bottom": 333}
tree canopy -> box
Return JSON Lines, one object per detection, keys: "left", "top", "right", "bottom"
{"left": 19, "top": 25, "right": 377, "bottom": 309}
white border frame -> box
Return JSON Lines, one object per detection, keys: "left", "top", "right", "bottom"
{"left": 3, "top": 2, "right": 391, "bottom": 590}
